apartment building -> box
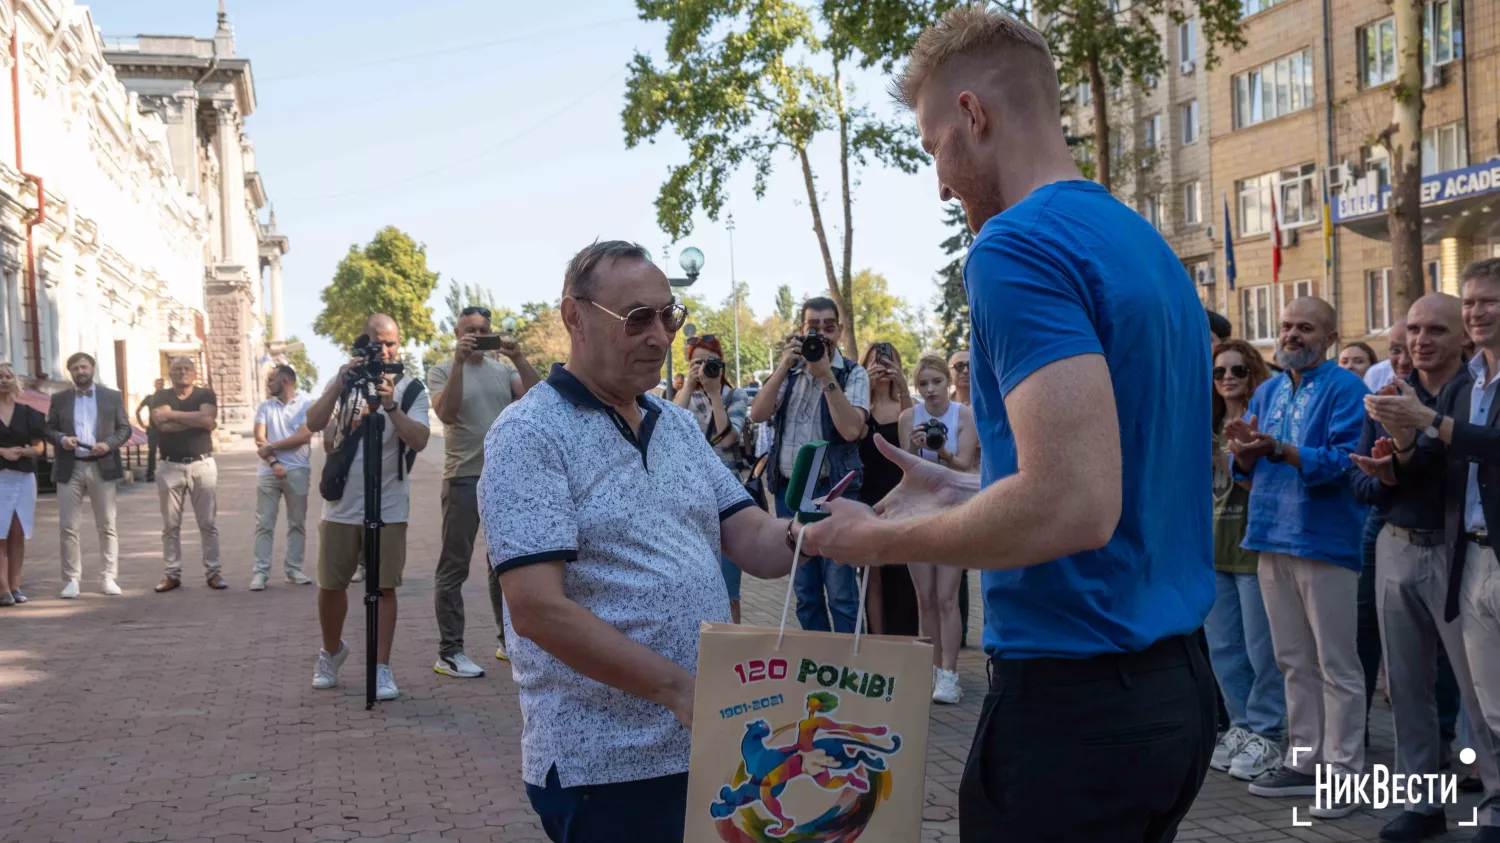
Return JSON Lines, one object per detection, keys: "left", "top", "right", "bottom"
{"left": 1058, "top": 0, "right": 1500, "bottom": 355}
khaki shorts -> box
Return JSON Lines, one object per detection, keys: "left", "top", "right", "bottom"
{"left": 318, "top": 521, "right": 407, "bottom": 590}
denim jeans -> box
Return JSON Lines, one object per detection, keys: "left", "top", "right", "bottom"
{"left": 1203, "top": 571, "right": 1287, "bottom": 741}
{"left": 526, "top": 765, "right": 687, "bottom": 843}
{"left": 775, "top": 480, "right": 860, "bottom": 633}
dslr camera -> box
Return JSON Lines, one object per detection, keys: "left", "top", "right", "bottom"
{"left": 796, "top": 330, "right": 827, "bottom": 363}
{"left": 918, "top": 419, "right": 948, "bottom": 452}
{"left": 701, "top": 357, "right": 724, "bottom": 381}
{"left": 343, "top": 334, "right": 405, "bottom": 391}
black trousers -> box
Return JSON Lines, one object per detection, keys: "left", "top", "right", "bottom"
{"left": 959, "top": 634, "right": 1216, "bottom": 842}
{"left": 146, "top": 427, "right": 159, "bottom": 480}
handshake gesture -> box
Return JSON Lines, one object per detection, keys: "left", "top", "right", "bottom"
{"left": 799, "top": 435, "right": 977, "bottom": 566}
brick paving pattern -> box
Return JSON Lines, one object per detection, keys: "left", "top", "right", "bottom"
{"left": 0, "top": 444, "right": 1488, "bottom": 842}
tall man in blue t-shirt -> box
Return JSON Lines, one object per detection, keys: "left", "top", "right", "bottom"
{"left": 802, "top": 7, "right": 1216, "bottom": 841}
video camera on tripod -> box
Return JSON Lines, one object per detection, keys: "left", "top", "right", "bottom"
{"left": 343, "top": 334, "right": 405, "bottom": 392}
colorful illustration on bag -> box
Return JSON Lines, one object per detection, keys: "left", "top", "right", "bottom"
{"left": 709, "top": 691, "right": 903, "bottom": 842}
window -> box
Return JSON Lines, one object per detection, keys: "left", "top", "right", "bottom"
{"left": 1242, "top": 0, "right": 1287, "bottom": 17}
{"left": 1241, "top": 286, "right": 1275, "bottom": 341}
{"left": 1366, "top": 268, "right": 1392, "bottom": 331}
{"left": 1239, "top": 174, "right": 1275, "bottom": 236}
{"left": 1178, "top": 19, "right": 1197, "bottom": 65}
{"left": 1144, "top": 72, "right": 1158, "bottom": 89}
{"left": 1422, "top": 121, "right": 1467, "bottom": 176}
{"left": 1363, "top": 144, "right": 1390, "bottom": 190}
{"left": 1180, "top": 100, "right": 1200, "bottom": 144}
{"left": 1183, "top": 181, "right": 1201, "bottom": 225}
{"left": 1079, "top": 81, "right": 1091, "bottom": 106}
{"left": 1278, "top": 162, "right": 1320, "bottom": 228}
{"left": 1143, "top": 114, "right": 1161, "bottom": 149}
{"left": 1111, "top": 130, "right": 1127, "bottom": 164}
{"left": 1143, "top": 194, "right": 1162, "bottom": 228}
{"left": 1360, "top": 18, "right": 1396, "bottom": 87}
{"left": 1238, "top": 162, "right": 1319, "bottom": 235}
{"left": 1280, "top": 279, "right": 1320, "bottom": 307}
{"left": 1360, "top": 2, "right": 1463, "bottom": 88}
{"left": 1233, "top": 49, "right": 1315, "bottom": 129}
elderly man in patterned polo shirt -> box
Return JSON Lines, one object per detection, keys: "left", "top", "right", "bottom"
{"left": 481, "top": 240, "right": 806, "bottom": 843}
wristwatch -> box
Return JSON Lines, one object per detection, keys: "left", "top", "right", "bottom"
{"left": 1266, "top": 440, "right": 1286, "bottom": 463}
{"left": 1424, "top": 412, "right": 1444, "bottom": 440}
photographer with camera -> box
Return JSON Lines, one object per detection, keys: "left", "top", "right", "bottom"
{"left": 899, "top": 352, "right": 978, "bottom": 705}
{"left": 304, "top": 314, "right": 430, "bottom": 701}
{"left": 427, "top": 306, "right": 539, "bottom": 677}
{"left": 748, "top": 297, "right": 870, "bottom": 633}
{"left": 675, "top": 334, "right": 751, "bottom": 622}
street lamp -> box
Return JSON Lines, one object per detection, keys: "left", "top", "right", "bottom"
{"left": 664, "top": 246, "right": 704, "bottom": 392}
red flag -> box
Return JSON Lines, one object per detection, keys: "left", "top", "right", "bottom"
{"left": 1270, "top": 189, "right": 1283, "bottom": 286}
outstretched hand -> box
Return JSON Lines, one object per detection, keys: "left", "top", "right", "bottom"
{"left": 869, "top": 434, "right": 976, "bottom": 521}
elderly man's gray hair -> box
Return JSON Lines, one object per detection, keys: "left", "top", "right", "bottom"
{"left": 563, "top": 240, "right": 652, "bottom": 301}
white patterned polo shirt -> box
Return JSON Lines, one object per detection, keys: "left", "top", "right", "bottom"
{"left": 479, "top": 364, "right": 754, "bottom": 789}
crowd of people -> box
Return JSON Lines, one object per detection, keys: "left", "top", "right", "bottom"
{"left": 5, "top": 6, "right": 1500, "bottom": 843}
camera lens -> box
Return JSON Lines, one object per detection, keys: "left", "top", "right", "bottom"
{"left": 924, "top": 421, "right": 947, "bottom": 452}
{"left": 801, "top": 333, "right": 826, "bottom": 363}
{"left": 702, "top": 358, "right": 723, "bottom": 380}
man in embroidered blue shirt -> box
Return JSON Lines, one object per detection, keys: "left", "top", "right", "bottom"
{"left": 1225, "top": 296, "right": 1369, "bottom": 814}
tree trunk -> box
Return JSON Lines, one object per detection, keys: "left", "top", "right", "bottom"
{"left": 797, "top": 145, "right": 851, "bottom": 340}
{"left": 1088, "top": 55, "right": 1111, "bottom": 192}
{"left": 836, "top": 58, "right": 858, "bottom": 362}
{"left": 1387, "top": 0, "right": 1425, "bottom": 315}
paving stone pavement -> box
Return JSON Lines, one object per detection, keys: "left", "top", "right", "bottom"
{"left": 0, "top": 443, "right": 1488, "bottom": 842}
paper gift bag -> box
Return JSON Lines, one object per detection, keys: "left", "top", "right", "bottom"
{"left": 685, "top": 572, "right": 934, "bottom": 843}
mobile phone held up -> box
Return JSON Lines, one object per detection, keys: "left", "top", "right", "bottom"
{"left": 473, "top": 333, "right": 502, "bottom": 351}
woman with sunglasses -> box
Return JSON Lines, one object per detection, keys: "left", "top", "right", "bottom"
{"left": 857, "top": 342, "right": 917, "bottom": 638}
{"left": 1204, "top": 339, "right": 1286, "bottom": 782}
{"left": 948, "top": 351, "right": 971, "bottom": 406}
{"left": 676, "top": 334, "right": 751, "bottom": 623}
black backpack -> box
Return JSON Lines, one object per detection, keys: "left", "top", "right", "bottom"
{"left": 319, "top": 379, "right": 426, "bottom": 502}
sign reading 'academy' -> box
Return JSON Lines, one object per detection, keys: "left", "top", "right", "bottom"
{"left": 1333, "top": 159, "right": 1500, "bottom": 224}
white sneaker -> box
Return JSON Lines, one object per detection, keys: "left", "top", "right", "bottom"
{"left": 1211, "top": 726, "right": 1251, "bottom": 772}
{"left": 1230, "top": 733, "right": 1283, "bottom": 781}
{"left": 312, "top": 642, "right": 349, "bottom": 689}
{"left": 435, "top": 653, "right": 485, "bottom": 678}
{"left": 286, "top": 571, "right": 312, "bottom": 585}
{"left": 101, "top": 578, "right": 121, "bottom": 596}
{"left": 932, "top": 669, "right": 963, "bottom": 705}
{"left": 376, "top": 664, "right": 399, "bottom": 700}
{"left": 351, "top": 565, "right": 364, "bottom": 583}
{"left": 60, "top": 579, "right": 80, "bottom": 599}
{"left": 249, "top": 573, "right": 268, "bottom": 591}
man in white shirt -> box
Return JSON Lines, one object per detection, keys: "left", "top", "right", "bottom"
{"left": 1364, "top": 320, "right": 1411, "bottom": 392}
{"left": 251, "top": 364, "right": 314, "bottom": 591}
{"left": 304, "top": 314, "right": 431, "bottom": 701}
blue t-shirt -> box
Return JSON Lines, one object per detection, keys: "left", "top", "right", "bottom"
{"left": 966, "top": 180, "right": 1214, "bottom": 660}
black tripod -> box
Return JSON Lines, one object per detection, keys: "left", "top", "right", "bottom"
{"left": 346, "top": 379, "right": 387, "bottom": 710}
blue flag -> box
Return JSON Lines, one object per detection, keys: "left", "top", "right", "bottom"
{"left": 1222, "top": 193, "right": 1236, "bottom": 291}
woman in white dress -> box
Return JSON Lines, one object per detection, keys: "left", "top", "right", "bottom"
{"left": 0, "top": 362, "right": 45, "bottom": 606}
{"left": 898, "top": 353, "right": 978, "bottom": 705}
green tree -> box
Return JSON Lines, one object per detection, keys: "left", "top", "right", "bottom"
{"left": 1010, "top": 0, "right": 1244, "bottom": 191}
{"left": 515, "top": 301, "right": 571, "bottom": 372}
{"left": 622, "top": 0, "right": 926, "bottom": 361}
{"left": 850, "top": 269, "right": 923, "bottom": 366}
{"left": 933, "top": 204, "right": 973, "bottom": 355}
{"left": 313, "top": 226, "right": 441, "bottom": 349}
{"left": 775, "top": 284, "right": 798, "bottom": 323}
{"left": 282, "top": 337, "right": 319, "bottom": 393}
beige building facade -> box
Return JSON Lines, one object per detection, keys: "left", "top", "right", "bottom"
{"left": 1057, "top": 0, "right": 1500, "bottom": 356}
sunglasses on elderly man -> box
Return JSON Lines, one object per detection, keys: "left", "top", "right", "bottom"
{"left": 578, "top": 297, "right": 689, "bottom": 336}
{"left": 461, "top": 306, "right": 491, "bottom": 318}
{"left": 1212, "top": 365, "right": 1250, "bottom": 380}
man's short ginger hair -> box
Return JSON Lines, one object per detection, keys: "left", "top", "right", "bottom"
{"left": 891, "top": 6, "right": 1057, "bottom": 112}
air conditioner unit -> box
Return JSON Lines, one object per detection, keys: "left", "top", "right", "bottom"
{"left": 1180, "top": 59, "right": 1196, "bottom": 75}
{"left": 1327, "top": 163, "right": 1354, "bottom": 190}
{"left": 1195, "top": 263, "right": 1215, "bottom": 285}
{"left": 1282, "top": 228, "right": 1301, "bottom": 247}
{"left": 1423, "top": 64, "right": 1445, "bottom": 90}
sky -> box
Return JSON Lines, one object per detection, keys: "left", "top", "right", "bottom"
{"left": 88, "top": 0, "right": 956, "bottom": 380}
